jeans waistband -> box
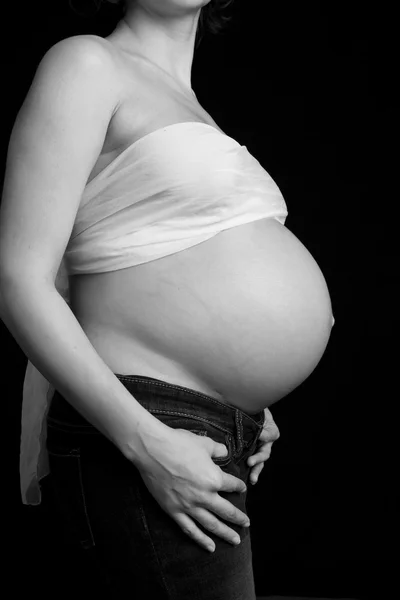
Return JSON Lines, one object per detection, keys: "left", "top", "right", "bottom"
{"left": 47, "top": 373, "right": 265, "bottom": 441}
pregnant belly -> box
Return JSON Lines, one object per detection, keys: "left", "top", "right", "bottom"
{"left": 70, "top": 218, "right": 334, "bottom": 414}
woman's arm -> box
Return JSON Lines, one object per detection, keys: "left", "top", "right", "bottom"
{"left": 0, "top": 277, "right": 169, "bottom": 462}
{"left": 0, "top": 36, "right": 250, "bottom": 552}
{"left": 0, "top": 35, "right": 169, "bottom": 461}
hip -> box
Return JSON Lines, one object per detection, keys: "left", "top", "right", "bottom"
{"left": 44, "top": 374, "right": 263, "bottom": 598}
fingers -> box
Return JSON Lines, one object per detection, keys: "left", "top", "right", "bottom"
{"left": 214, "top": 442, "right": 229, "bottom": 458}
{"left": 174, "top": 512, "right": 217, "bottom": 553}
{"left": 192, "top": 495, "right": 250, "bottom": 547}
{"left": 261, "top": 408, "right": 280, "bottom": 440}
{"left": 247, "top": 442, "right": 273, "bottom": 466}
{"left": 219, "top": 471, "right": 247, "bottom": 495}
{"left": 192, "top": 506, "right": 246, "bottom": 547}
{"left": 249, "top": 462, "right": 264, "bottom": 484}
{"left": 259, "top": 421, "right": 280, "bottom": 443}
{"left": 205, "top": 494, "right": 250, "bottom": 529}
{"left": 247, "top": 437, "right": 273, "bottom": 484}
{"left": 173, "top": 496, "right": 250, "bottom": 553}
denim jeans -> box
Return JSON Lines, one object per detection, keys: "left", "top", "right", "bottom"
{"left": 44, "top": 374, "right": 265, "bottom": 599}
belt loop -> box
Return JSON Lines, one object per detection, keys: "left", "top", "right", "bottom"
{"left": 234, "top": 409, "right": 244, "bottom": 456}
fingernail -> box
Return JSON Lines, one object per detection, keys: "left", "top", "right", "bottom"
{"left": 233, "top": 536, "right": 241, "bottom": 545}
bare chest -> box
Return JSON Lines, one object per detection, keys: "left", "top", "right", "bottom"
{"left": 86, "top": 57, "right": 222, "bottom": 185}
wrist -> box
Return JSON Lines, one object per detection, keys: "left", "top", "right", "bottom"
{"left": 118, "top": 413, "right": 173, "bottom": 466}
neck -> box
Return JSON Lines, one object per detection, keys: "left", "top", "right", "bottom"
{"left": 112, "top": 1, "right": 204, "bottom": 93}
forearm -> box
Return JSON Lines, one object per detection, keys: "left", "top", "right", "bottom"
{"left": 0, "top": 276, "right": 170, "bottom": 463}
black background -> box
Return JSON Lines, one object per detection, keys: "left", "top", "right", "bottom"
{"left": 1, "top": 1, "right": 398, "bottom": 598}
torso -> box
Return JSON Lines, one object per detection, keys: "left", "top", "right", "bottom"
{"left": 68, "top": 33, "right": 334, "bottom": 415}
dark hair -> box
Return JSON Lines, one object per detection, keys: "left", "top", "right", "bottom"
{"left": 99, "top": 0, "right": 235, "bottom": 48}
{"left": 196, "top": 0, "right": 235, "bottom": 47}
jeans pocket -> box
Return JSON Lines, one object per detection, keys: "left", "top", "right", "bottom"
{"left": 156, "top": 413, "right": 234, "bottom": 467}
{"left": 188, "top": 427, "right": 233, "bottom": 466}
{"left": 47, "top": 427, "right": 95, "bottom": 551}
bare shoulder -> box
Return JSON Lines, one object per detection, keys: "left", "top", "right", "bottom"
{"left": 27, "top": 33, "right": 124, "bottom": 118}
{"left": 0, "top": 35, "right": 123, "bottom": 282}
{"left": 40, "top": 33, "right": 117, "bottom": 74}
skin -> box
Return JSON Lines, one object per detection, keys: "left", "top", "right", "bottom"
{"left": 107, "top": 0, "right": 210, "bottom": 93}
{"left": 106, "top": 0, "right": 281, "bottom": 482}
{"left": 0, "top": 0, "right": 314, "bottom": 554}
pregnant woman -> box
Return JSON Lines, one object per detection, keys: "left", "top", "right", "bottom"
{"left": 0, "top": 1, "right": 334, "bottom": 598}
